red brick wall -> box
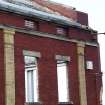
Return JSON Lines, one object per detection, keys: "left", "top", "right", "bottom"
{"left": 15, "top": 47, "right": 25, "bottom": 105}
{"left": 69, "top": 27, "right": 97, "bottom": 42}
{"left": 0, "top": 11, "right": 24, "bottom": 28}
{"left": 0, "top": 11, "right": 95, "bottom": 42}
{"left": 14, "top": 32, "right": 80, "bottom": 105}
{"left": 33, "top": 0, "right": 77, "bottom": 21}
{"left": 85, "top": 46, "right": 102, "bottom": 105}
{"left": 39, "top": 21, "right": 56, "bottom": 34}
{"left": 33, "top": 0, "right": 88, "bottom": 25}
{"left": 77, "top": 11, "right": 88, "bottom": 26}
{"left": 0, "top": 10, "right": 101, "bottom": 105}
{"left": 85, "top": 46, "right": 101, "bottom": 72}
{"left": 0, "top": 30, "right": 5, "bottom": 105}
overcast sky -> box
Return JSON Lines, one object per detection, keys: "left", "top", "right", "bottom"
{"left": 52, "top": 0, "right": 105, "bottom": 104}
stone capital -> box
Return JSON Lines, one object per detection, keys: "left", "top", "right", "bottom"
{"left": 4, "top": 29, "right": 15, "bottom": 35}
{"left": 3, "top": 29, "right": 15, "bottom": 44}
{"left": 77, "top": 41, "right": 85, "bottom": 48}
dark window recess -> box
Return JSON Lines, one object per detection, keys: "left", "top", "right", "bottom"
{"left": 24, "top": 20, "right": 38, "bottom": 30}
{"left": 25, "top": 102, "right": 42, "bottom": 105}
{"left": 56, "top": 27, "right": 68, "bottom": 36}
{"left": 59, "top": 102, "right": 73, "bottom": 105}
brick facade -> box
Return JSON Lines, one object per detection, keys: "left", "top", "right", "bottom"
{"left": 0, "top": 1, "right": 102, "bottom": 105}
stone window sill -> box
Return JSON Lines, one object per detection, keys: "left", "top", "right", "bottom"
{"left": 25, "top": 102, "right": 73, "bottom": 105}
{"left": 59, "top": 102, "right": 73, "bottom": 105}
{"left": 25, "top": 102, "right": 42, "bottom": 105}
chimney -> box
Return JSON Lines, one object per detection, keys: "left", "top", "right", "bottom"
{"left": 77, "top": 11, "right": 88, "bottom": 26}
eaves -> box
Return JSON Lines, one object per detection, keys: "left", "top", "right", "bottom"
{"left": 0, "top": 1, "right": 97, "bottom": 33}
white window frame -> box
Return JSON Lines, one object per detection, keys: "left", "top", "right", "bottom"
{"left": 55, "top": 55, "right": 70, "bottom": 102}
{"left": 23, "top": 50, "right": 41, "bottom": 103}
{"left": 25, "top": 56, "right": 38, "bottom": 102}
{"left": 26, "top": 68, "right": 35, "bottom": 102}
{"left": 86, "top": 61, "right": 93, "bottom": 70}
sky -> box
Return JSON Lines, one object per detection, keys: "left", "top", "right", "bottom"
{"left": 52, "top": 0, "right": 105, "bottom": 104}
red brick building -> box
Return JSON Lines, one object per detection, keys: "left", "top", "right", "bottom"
{"left": 0, "top": 0, "right": 102, "bottom": 105}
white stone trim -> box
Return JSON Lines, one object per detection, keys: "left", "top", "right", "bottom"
{"left": 77, "top": 42, "right": 87, "bottom": 105}
{"left": 55, "top": 55, "right": 70, "bottom": 61}
{"left": 23, "top": 50, "right": 41, "bottom": 58}
{"left": 4, "top": 29, "right": 15, "bottom": 105}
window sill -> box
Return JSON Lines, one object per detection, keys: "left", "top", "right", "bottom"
{"left": 25, "top": 102, "right": 73, "bottom": 105}
{"left": 25, "top": 102, "right": 42, "bottom": 105}
{"left": 59, "top": 102, "right": 73, "bottom": 105}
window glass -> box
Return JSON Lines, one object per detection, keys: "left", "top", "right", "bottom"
{"left": 24, "top": 56, "right": 38, "bottom": 102}
{"left": 57, "top": 61, "right": 69, "bottom": 102}
{"left": 86, "top": 61, "right": 93, "bottom": 70}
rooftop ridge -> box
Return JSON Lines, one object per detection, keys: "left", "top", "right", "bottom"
{"left": 11, "top": 0, "right": 63, "bottom": 15}
{"left": 32, "top": 0, "right": 78, "bottom": 21}
{"left": 7, "top": 0, "right": 75, "bottom": 22}
{"left": 45, "top": 0, "right": 76, "bottom": 10}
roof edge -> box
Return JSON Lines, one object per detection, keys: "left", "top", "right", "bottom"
{"left": 0, "top": 0, "right": 97, "bottom": 32}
